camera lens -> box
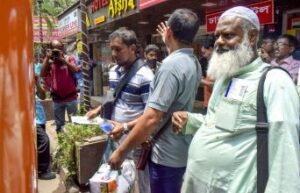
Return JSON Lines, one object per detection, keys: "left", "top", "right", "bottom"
{"left": 52, "top": 50, "right": 60, "bottom": 59}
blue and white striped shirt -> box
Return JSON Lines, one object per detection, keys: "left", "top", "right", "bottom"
{"left": 109, "top": 61, "right": 154, "bottom": 123}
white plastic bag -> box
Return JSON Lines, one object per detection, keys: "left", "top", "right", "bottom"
{"left": 117, "top": 160, "right": 135, "bottom": 193}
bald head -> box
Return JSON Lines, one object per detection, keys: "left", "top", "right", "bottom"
{"left": 51, "top": 40, "right": 63, "bottom": 50}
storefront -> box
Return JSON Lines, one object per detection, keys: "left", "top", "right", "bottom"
{"left": 281, "top": 0, "right": 300, "bottom": 42}
{"left": 87, "top": 0, "right": 140, "bottom": 65}
{"left": 202, "top": 0, "right": 300, "bottom": 40}
{"left": 86, "top": 0, "right": 300, "bottom": 103}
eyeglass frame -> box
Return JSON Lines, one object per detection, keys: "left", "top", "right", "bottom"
{"left": 274, "top": 41, "right": 291, "bottom": 47}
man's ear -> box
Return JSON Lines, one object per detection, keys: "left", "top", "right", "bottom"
{"left": 289, "top": 46, "right": 295, "bottom": 54}
{"left": 130, "top": 44, "right": 137, "bottom": 53}
{"left": 166, "top": 27, "right": 173, "bottom": 39}
{"left": 248, "top": 29, "right": 259, "bottom": 47}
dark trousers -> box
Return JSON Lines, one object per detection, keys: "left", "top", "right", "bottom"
{"left": 149, "top": 160, "right": 186, "bottom": 193}
{"left": 37, "top": 124, "right": 50, "bottom": 172}
{"left": 53, "top": 99, "right": 77, "bottom": 132}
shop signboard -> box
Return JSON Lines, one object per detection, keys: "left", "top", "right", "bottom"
{"left": 33, "top": 17, "right": 50, "bottom": 29}
{"left": 58, "top": 9, "right": 80, "bottom": 38}
{"left": 33, "top": 16, "right": 60, "bottom": 43}
{"left": 139, "top": 0, "right": 167, "bottom": 10}
{"left": 292, "top": 17, "right": 300, "bottom": 29}
{"left": 88, "top": 0, "right": 138, "bottom": 28}
{"left": 33, "top": 29, "right": 61, "bottom": 43}
{"left": 206, "top": 0, "right": 274, "bottom": 33}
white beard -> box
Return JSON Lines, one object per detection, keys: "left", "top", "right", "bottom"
{"left": 207, "top": 36, "right": 255, "bottom": 80}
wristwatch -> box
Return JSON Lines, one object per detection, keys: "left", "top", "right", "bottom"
{"left": 122, "top": 123, "right": 130, "bottom": 134}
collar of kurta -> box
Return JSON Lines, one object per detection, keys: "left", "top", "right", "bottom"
{"left": 215, "top": 57, "right": 265, "bottom": 96}
{"left": 234, "top": 57, "right": 264, "bottom": 76}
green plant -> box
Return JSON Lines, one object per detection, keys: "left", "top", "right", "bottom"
{"left": 33, "top": 0, "right": 77, "bottom": 31}
{"left": 54, "top": 123, "right": 103, "bottom": 180}
{"left": 78, "top": 104, "right": 87, "bottom": 116}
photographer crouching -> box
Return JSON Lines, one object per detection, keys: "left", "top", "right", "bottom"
{"left": 41, "top": 40, "right": 79, "bottom": 133}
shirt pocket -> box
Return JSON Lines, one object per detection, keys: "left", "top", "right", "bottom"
{"left": 215, "top": 98, "right": 241, "bottom": 132}
{"left": 235, "top": 100, "right": 257, "bottom": 132}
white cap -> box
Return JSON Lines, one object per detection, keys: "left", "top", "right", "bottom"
{"left": 219, "top": 6, "right": 260, "bottom": 30}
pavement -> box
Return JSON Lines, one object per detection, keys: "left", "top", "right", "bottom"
{"left": 38, "top": 120, "right": 66, "bottom": 193}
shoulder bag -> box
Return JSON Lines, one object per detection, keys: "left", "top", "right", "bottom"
{"left": 256, "top": 66, "right": 291, "bottom": 193}
{"left": 136, "top": 118, "right": 171, "bottom": 170}
{"left": 100, "top": 59, "right": 144, "bottom": 119}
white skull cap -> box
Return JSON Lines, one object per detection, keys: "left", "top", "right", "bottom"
{"left": 219, "top": 6, "right": 260, "bottom": 30}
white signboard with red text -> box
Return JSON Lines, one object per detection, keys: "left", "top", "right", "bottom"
{"left": 58, "top": 9, "right": 80, "bottom": 38}
{"left": 206, "top": 0, "right": 274, "bottom": 33}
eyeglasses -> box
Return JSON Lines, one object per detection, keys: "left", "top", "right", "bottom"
{"left": 274, "top": 42, "right": 290, "bottom": 47}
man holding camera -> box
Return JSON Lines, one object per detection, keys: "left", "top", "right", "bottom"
{"left": 41, "top": 40, "right": 79, "bottom": 133}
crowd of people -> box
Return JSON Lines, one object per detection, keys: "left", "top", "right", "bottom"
{"left": 34, "top": 5, "right": 300, "bottom": 193}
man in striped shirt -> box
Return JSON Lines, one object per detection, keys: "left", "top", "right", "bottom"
{"left": 86, "top": 27, "right": 154, "bottom": 193}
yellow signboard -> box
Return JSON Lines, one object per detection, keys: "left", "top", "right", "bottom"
{"left": 77, "top": 41, "right": 83, "bottom": 53}
{"left": 86, "top": 14, "right": 91, "bottom": 27}
{"left": 77, "top": 32, "right": 82, "bottom": 41}
{"left": 287, "top": 29, "right": 296, "bottom": 36}
{"left": 109, "top": 0, "right": 136, "bottom": 18}
{"left": 94, "top": 15, "right": 106, "bottom": 25}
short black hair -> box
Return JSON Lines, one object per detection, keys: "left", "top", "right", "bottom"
{"left": 262, "top": 34, "right": 277, "bottom": 41}
{"left": 144, "top": 44, "right": 159, "bottom": 54}
{"left": 109, "top": 27, "right": 137, "bottom": 47}
{"left": 201, "top": 35, "right": 215, "bottom": 49}
{"left": 167, "top": 8, "right": 199, "bottom": 44}
{"left": 278, "top": 34, "right": 298, "bottom": 48}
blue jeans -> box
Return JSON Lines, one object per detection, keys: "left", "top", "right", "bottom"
{"left": 148, "top": 160, "right": 186, "bottom": 193}
{"left": 53, "top": 99, "right": 77, "bottom": 132}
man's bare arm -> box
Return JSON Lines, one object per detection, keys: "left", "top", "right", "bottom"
{"left": 109, "top": 107, "right": 164, "bottom": 169}
{"left": 35, "top": 75, "right": 46, "bottom": 100}
{"left": 62, "top": 56, "right": 79, "bottom": 73}
{"left": 201, "top": 78, "right": 214, "bottom": 87}
{"left": 85, "top": 106, "right": 101, "bottom": 119}
{"left": 40, "top": 51, "right": 52, "bottom": 78}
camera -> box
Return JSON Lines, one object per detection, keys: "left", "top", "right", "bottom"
{"left": 51, "top": 49, "right": 61, "bottom": 60}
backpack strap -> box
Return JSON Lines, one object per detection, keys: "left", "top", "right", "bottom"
{"left": 256, "top": 66, "right": 291, "bottom": 193}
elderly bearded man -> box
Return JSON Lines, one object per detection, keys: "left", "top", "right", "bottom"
{"left": 172, "top": 6, "right": 300, "bottom": 193}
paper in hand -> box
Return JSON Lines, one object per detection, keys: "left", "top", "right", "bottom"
{"left": 71, "top": 116, "right": 103, "bottom": 125}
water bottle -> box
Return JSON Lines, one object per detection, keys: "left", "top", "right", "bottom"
{"left": 101, "top": 120, "right": 113, "bottom": 134}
